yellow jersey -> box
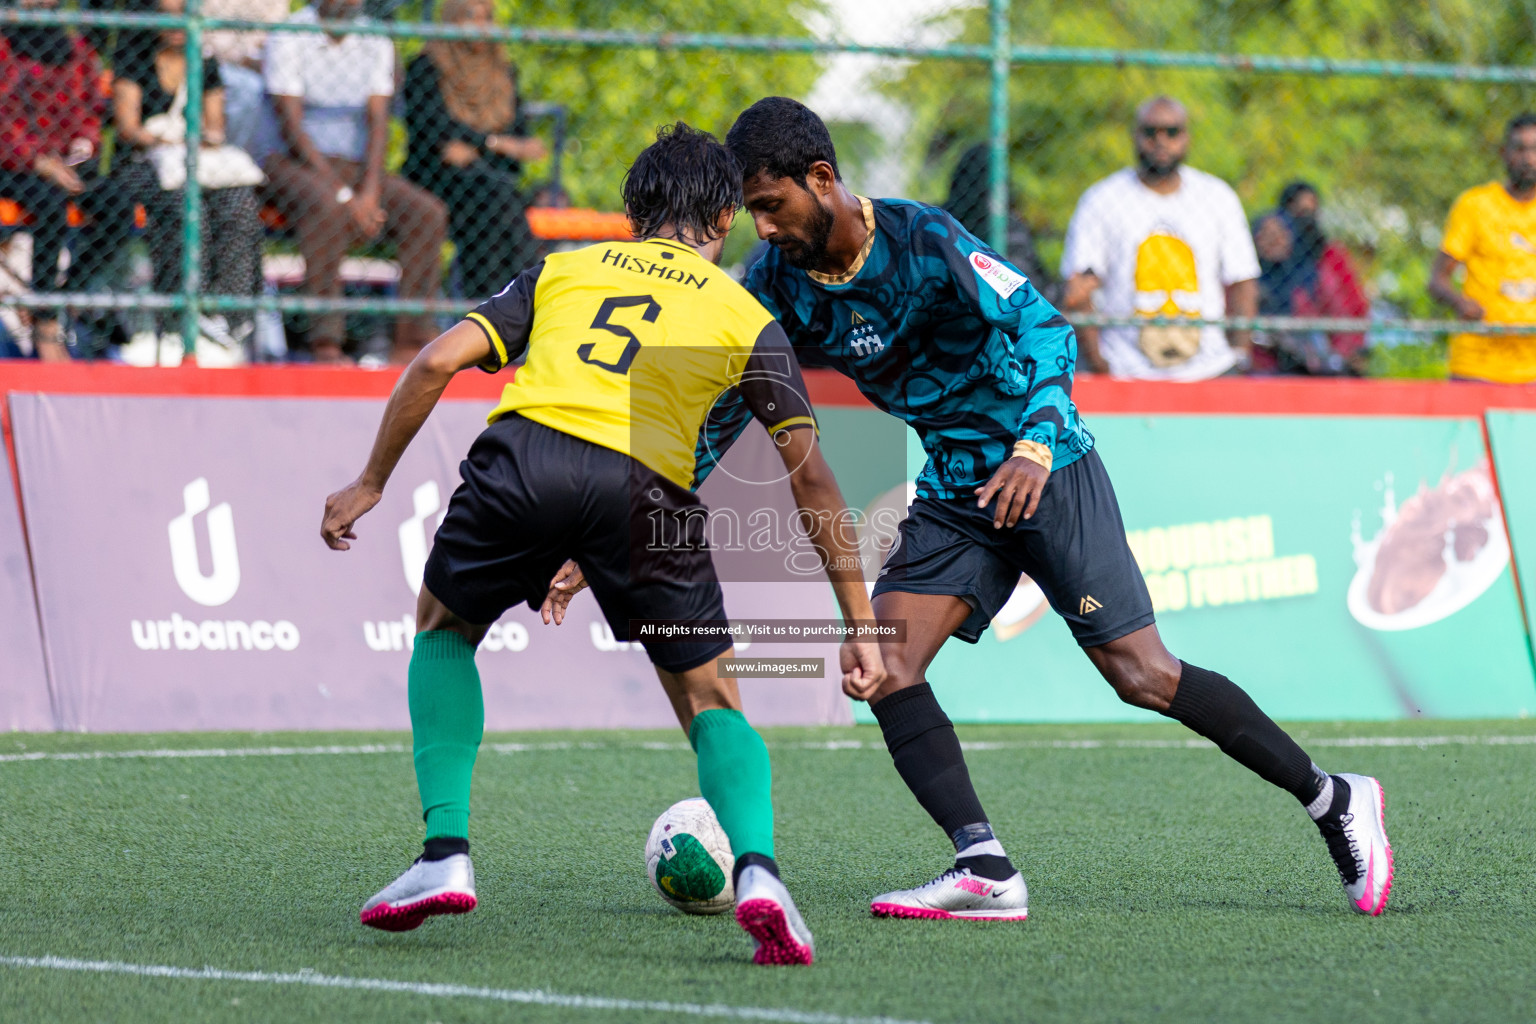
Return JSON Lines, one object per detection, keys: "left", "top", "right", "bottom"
{"left": 1441, "top": 182, "right": 1536, "bottom": 384}
{"left": 464, "top": 238, "right": 816, "bottom": 490}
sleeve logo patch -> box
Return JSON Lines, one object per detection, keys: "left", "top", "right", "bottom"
{"left": 969, "top": 252, "right": 1027, "bottom": 299}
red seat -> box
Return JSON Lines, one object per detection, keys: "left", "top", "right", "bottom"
{"left": 0, "top": 197, "right": 146, "bottom": 230}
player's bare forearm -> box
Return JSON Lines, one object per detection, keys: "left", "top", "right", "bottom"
{"left": 789, "top": 459, "right": 886, "bottom": 698}
{"left": 764, "top": 426, "right": 885, "bottom": 696}
{"left": 359, "top": 322, "right": 492, "bottom": 490}
{"left": 783, "top": 439, "right": 872, "bottom": 621}
{"left": 321, "top": 322, "right": 492, "bottom": 550}
{"left": 359, "top": 367, "right": 450, "bottom": 491}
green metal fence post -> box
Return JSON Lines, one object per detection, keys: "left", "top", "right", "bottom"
{"left": 987, "top": 0, "right": 1010, "bottom": 256}
{"left": 181, "top": 0, "right": 204, "bottom": 356}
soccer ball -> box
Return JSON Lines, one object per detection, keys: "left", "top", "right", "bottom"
{"left": 645, "top": 797, "right": 734, "bottom": 915}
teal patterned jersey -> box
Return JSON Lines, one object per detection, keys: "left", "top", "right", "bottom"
{"left": 737, "top": 196, "right": 1094, "bottom": 500}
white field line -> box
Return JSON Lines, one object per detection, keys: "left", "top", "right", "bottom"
{"left": 0, "top": 744, "right": 410, "bottom": 763}
{"left": 2, "top": 733, "right": 1535, "bottom": 765}
{"left": 0, "top": 955, "right": 928, "bottom": 1024}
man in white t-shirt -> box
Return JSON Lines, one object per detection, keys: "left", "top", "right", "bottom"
{"left": 1061, "top": 97, "right": 1260, "bottom": 380}
{"left": 263, "top": 0, "right": 447, "bottom": 363}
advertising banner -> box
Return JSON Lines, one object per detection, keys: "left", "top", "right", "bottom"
{"left": 9, "top": 394, "right": 849, "bottom": 733}
{"left": 1487, "top": 410, "right": 1536, "bottom": 645}
{"left": 834, "top": 414, "right": 1536, "bottom": 723}
{"left": 0, "top": 478, "right": 52, "bottom": 730}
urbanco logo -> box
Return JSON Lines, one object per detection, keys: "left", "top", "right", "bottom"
{"left": 133, "top": 478, "right": 298, "bottom": 652}
{"left": 168, "top": 477, "right": 240, "bottom": 606}
{"left": 398, "top": 480, "right": 448, "bottom": 596}
{"left": 590, "top": 621, "right": 645, "bottom": 652}
{"left": 363, "top": 480, "right": 525, "bottom": 654}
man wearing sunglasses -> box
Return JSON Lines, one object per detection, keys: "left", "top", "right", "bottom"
{"left": 1061, "top": 96, "right": 1260, "bottom": 380}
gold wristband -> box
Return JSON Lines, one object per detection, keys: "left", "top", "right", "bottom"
{"left": 1011, "top": 439, "right": 1053, "bottom": 472}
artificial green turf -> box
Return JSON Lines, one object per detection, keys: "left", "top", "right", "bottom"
{"left": 3, "top": 720, "right": 1535, "bottom": 1023}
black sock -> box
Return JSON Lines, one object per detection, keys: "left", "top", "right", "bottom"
{"left": 950, "top": 823, "right": 1015, "bottom": 882}
{"left": 732, "top": 851, "right": 779, "bottom": 888}
{"left": 421, "top": 837, "right": 469, "bottom": 861}
{"left": 872, "top": 683, "right": 1014, "bottom": 880}
{"left": 1318, "top": 775, "right": 1351, "bottom": 822}
{"left": 1164, "top": 661, "right": 1325, "bottom": 805}
{"left": 1314, "top": 777, "right": 1361, "bottom": 883}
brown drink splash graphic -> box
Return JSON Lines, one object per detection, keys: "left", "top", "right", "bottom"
{"left": 1348, "top": 458, "right": 1509, "bottom": 631}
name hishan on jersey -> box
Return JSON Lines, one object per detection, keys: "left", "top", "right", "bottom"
{"left": 742, "top": 196, "right": 1094, "bottom": 500}
{"left": 465, "top": 237, "right": 816, "bottom": 491}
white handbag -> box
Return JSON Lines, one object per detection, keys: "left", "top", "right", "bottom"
{"left": 144, "top": 81, "right": 266, "bottom": 191}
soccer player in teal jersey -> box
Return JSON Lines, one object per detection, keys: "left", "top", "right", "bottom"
{"left": 723, "top": 97, "right": 1393, "bottom": 919}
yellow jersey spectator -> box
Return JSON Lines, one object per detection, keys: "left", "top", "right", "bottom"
{"left": 1430, "top": 113, "right": 1536, "bottom": 383}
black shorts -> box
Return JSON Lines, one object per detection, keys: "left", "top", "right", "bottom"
{"left": 871, "top": 448, "right": 1155, "bottom": 647}
{"left": 423, "top": 414, "right": 732, "bottom": 673}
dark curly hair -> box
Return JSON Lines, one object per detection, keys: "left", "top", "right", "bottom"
{"left": 621, "top": 122, "right": 742, "bottom": 246}
{"left": 725, "top": 97, "right": 840, "bottom": 185}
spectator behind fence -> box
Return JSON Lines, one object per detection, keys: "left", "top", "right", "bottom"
{"left": 263, "top": 0, "right": 447, "bottom": 362}
{"left": 202, "top": 0, "right": 287, "bottom": 158}
{"left": 0, "top": 0, "right": 141, "bottom": 360}
{"left": 1429, "top": 113, "right": 1536, "bottom": 384}
{"left": 1252, "top": 182, "right": 1369, "bottom": 375}
{"left": 1060, "top": 96, "right": 1259, "bottom": 379}
{"left": 942, "top": 142, "right": 1056, "bottom": 304}
{"left": 113, "top": 0, "right": 265, "bottom": 363}
{"left": 403, "top": 0, "right": 546, "bottom": 300}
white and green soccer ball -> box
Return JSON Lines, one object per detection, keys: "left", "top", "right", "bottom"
{"left": 645, "top": 797, "right": 735, "bottom": 915}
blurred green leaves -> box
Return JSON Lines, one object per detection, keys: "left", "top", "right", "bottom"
{"left": 469, "top": 0, "right": 827, "bottom": 208}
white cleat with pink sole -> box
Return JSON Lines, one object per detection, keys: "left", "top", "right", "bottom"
{"left": 359, "top": 853, "right": 477, "bottom": 931}
{"left": 1318, "top": 773, "right": 1394, "bottom": 916}
{"left": 871, "top": 867, "right": 1029, "bottom": 921}
{"left": 734, "top": 864, "right": 815, "bottom": 965}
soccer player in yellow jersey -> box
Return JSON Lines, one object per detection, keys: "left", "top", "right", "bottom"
{"left": 1430, "top": 113, "right": 1536, "bottom": 384}
{"left": 320, "top": 123, "right": 884, "bottom": 965}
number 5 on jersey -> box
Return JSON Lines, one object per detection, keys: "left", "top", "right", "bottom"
{"left": 580, "top": 294, "right": 662, "bottom": 375}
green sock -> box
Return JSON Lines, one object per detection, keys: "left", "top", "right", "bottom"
{"left": 408, "top": 630, "right": 484, "bottom": 841}
{"left": 689, "top": 708, "right": 775, "bottom": 859}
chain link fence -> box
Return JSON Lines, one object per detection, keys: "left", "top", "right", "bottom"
{"left": 2, "top": 0, "right": 1534, "bottom": 377}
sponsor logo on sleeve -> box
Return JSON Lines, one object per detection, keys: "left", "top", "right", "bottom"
{"left": 969, "top": 252, "right": 1027, "bottom": 300}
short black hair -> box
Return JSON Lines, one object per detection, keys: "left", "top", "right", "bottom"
{"left": 1507, "top": 113, "right": 1536, "bottom": 141}
{"left": 725, "top": 97, "right": 840, "bottom": 184}
{"left": 621, "top": 122, "right": 742, "bottom": 246}
{"left": 1278, "top": 180, "right": 1317, "bottom": 210}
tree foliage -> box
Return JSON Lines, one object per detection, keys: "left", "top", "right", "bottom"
{"left": 428, "top": 0, "right": 829, "bottom": 210}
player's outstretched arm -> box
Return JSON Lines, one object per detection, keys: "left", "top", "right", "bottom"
{"left": 773, "top": 427, "right": 886, "bottom": 700}
{"left": 321, "top": 321, "right": 493, "bottom": 550}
